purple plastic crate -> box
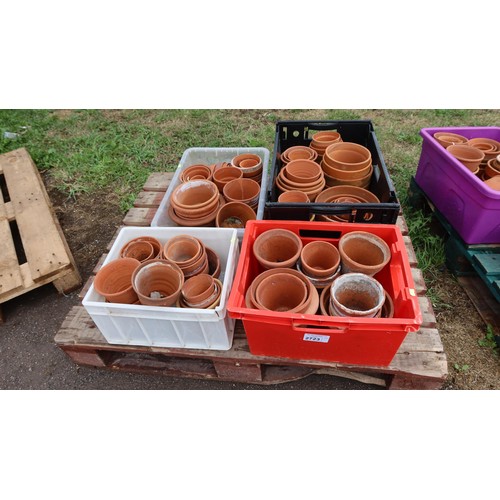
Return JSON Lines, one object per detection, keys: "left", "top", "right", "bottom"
{"left": 415, "top": 127, "right": 500, "bottom": 245}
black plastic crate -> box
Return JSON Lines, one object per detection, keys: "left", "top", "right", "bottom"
{"left": 264, "top": 120, "right": 400, "bottom": 223}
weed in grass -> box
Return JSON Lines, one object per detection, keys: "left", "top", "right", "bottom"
{"left": 478, "top": 325, "right": 499, "bottom": 352}
{"left": 453, "top": 363, "right": 470, "bottom": 372}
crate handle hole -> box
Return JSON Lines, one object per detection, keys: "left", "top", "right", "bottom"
{"left": 299, "top": 229, "right": 342, "bottom": 240}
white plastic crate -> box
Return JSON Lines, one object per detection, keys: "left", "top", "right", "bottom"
{"left": 82, "top": 227, "right": 239, "bottom": 350}
{"left": 151, "top": 147, "right": 270, "bottom": 241}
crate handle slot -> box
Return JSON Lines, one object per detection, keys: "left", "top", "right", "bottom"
{"left": 299, "top": 229, "right": 342, "bottom": 240}
{"left": 292, "top": 321, "right": 348, "bottom": 333}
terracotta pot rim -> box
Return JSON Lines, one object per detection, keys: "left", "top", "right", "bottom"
{"left": 315, "top": 185, "right": 380, "bottom": 204}
{"left": 168, "top": 196, "right": 225, "bottom": 226}
{"left": 300, "top": 240, "right": 341, "bottom": 278}
{"left": 180, "top": 164, "right": 213, "bottom": 183}
{"left": 94, "top": 257, "right": 140, "bottom": 303}
{"left": 447, "top": 144, "right": 485, "bottom": 162}
{"left": 253, "top": 229, "right": 303, "bottom": 270}
{"left": 253, "top": 272, "right": 309, "bottom": 313}
{"left": 223, "top": 178, "right": 261, "bottom": 204}
{"left": 277, "top": 190, "right": 310, "bottom": 203}
{"left": 215, "top": 201, "right": 256, "bottom": 228}
{"left": 171, "top": 180, "right": 219, "bottom": 211}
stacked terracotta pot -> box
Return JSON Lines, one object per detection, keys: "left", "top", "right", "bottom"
{"left": 169, "top": 154, "right": 264, "bottom": 229}
{"left": 434, "top": 132, "right": 500, "bottom": 188}
{"left": 93, "top": 234, "right": 221, "bottom": 309}
{"left": 276, "top": 132, "right": 383, "bottom": 216}
{"left": 246, "top": 228, "right": 395, "bottom": 319}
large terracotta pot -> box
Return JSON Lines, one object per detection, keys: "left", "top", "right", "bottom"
{"left": 300, "top": 241, "right": 340, "bottom": 278}
{"left": 94, "top": 258, "right": 140, "bottom": 304}
{"left": 223, "top": 178, "right": 261, "bottom": 210}
{"left": 252, "top": 228, "right": 303, "bottom": 270}
{"left": 322, "top": 162, "right": 373, "bottom": 189}
{"left": 447, "top": 144, "right": 485, "bottom": 173}
{"left": 338, "top": 231, "right": 391, "bottom": 276}
{"left": 323, "top": 142, "right": 372, "bottom": 172}
{"left": 329, "top": 272, "right": 385, "bottom": 318}
{"left": 132, "top": 259, "right": 184, "bottom": 307}
{"left": 254, "top": 272, "right": 309, "bottom": 313}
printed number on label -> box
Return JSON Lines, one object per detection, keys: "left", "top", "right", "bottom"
{"left": 303, "top": 333, "right": 330, "bottom": 343}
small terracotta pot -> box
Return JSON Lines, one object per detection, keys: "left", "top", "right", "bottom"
{"left": 338, "top": 231, "right": 391, "bottom": 276}
{"left": 231, "top": 153, "right": 263, "bottom": 177}
{"left": 223, "top": 178, "right": 261, "bottom": 208}
{"left": 180, "top": 164, "right": 213, "bottom": 183}
{"left": 297, "top": 259, "right": 342, "bottom": 290}
{"left": 434, "top": 132, "right": 468, "bottom": 148}
{"left": 181, "top": 273, "right": 217, "bottom": 307}
{"left": 254, "top": 272, "right": 309, "bottom": 313}
{"left": 132, "top": 259, "right": 184, "bottom": 307}
{"left": 283, "top": 159, "right": 323, "bottom": 183}
{"left": 447, "top": 144, "right": 485, "bottom": 173}
{"left": 216, "top": 201, "right": 256, "bottom": 228}
{"left": 281, "top": 146, "right": 318, "bottom": 164}
{"left": 278, "top": 191, "right": 310, "bottom": 203}
{"left": 324, "top": 142, "right": 372, "bottom": 172}
{"left": 275, "top": 170, "right": 325, "bottom": 201}
{"left": 330, "top": 273, "right": 385, "bottom": 318}
{"left": 205, "top": 247, "right": 221, "bottom": 279}
{"left": 169, "top": 196, "right": 225, "bottom": 227}
{"left": 310, "top": 131, "right": 343, "bottom": 157}
{"left": 177, "top": 278, "right": 223, "bottom": 309}
{"left": 94, "top": 257, "right": 140, "bottom": 304}
{"left": 120, "top": 236, "right": 162, "bottom": 260}
{"left": 253, "top": 228, "right": 303, "bottom": 270}
{"left": 300, "top": 241, "right": 341, "bottom": 278}
{"left": 212, "top": 166, "right": 243, "bottom": 193}
{"left": 119, "top": 240, "right": 154, "bottom": 263}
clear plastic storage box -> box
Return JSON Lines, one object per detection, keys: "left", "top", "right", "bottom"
{"left": 82, "top": 226, "right": 239, "bottom": 350}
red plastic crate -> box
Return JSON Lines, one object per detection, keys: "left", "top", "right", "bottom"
{"left": 227, "top": 220, "right": 422, "bottom": 366}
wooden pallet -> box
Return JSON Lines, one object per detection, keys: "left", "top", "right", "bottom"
{"left": 0, "top": 148, "right": 82, "bottom": 308}
{"left": 408, "top": 176, "right": 500, "bottom": 302}
{"left": 54, "top": 172, "right": 448, "bottom": 389}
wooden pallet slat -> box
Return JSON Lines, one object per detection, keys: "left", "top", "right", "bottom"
{"left": 0, "top": 148, "right": 82, "bottom": 304}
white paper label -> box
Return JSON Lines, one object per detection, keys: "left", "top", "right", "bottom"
{"left": 303, "top": 333, "right": 330, "bottom": 343}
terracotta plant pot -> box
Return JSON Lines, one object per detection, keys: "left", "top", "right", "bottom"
{"left": 170, "top": 180, "right": 219, "bottom": 216}
{"left": 132, "top": 259, "right": 184, "bottom": 307}
{"left": 310, "top": 131, "right": 343, "bottom": 158}
{"left": 180, "top": 164, "right": 213, "bottom": 183}
{"left": 330, "top": 273, "right": 385, "bottom": 318}
{"left": 253, "top": 228, "right": 303, "bottom": 270}
{"left": 278, "top": 190, "right": 310, "bottom": 203}
{"left": 324, "top": 142, "right": 372, "bottom": 172}
{"left": 119, "top": 240, "right": 154, "bottom": 263}
{"left": 212, "top": 166, "right": 243, "bottom": 193}
{"left": 315, "top": 185, "right": 380, "bottom": 222}
{"left": 485, "top": 175, "right": 500, "bottom": 191}
{"left": 120, "top": 236, "right": 162, "bottom": 260}
{"left": 163, "top": 235, "right": 208, "bottom": 278}
{"left": 275, "top": 169, "right": 326, "bottom": 201}
{"left": 246, "top": 268, "right": 319, "bottom": 315}
{"left": 181, "top": 273, "right": 218, "bottom": 308}
{"left": 177, "top": 278, "right": 223, "bottom": 309}
{"left": 216, "top": 201, "right": 256, "bottom": 228}
{"left": 433, "top": 132, "right": 468, "bottom": 148}
{"left": 297, "top": 259, "right": 342, "bottom": 290}
{"left": 447, "top": 144, "right": 485, "bottom": 173}
{"left": 231, "top": 153, "right": 263, "bottom": 178}
{"left": 485, "top": 157, "right": 500, "bottom": 179}
{"left": 338, "top": 231, "right": 391, "bottom": 276}
{"left": 322, "top": 162, "right": 373, "bottom": 189}
{"left": 254, "top": 272, "right": 309, "bottom": 313}
{"left": 283, "top": 159, "right": 323, "bottom": 183}
{"left": 300, "top": 241, "right": 340, "bottom": 279}
{"left": 382, "top": 291, "right": 395, "bottom": 318}
{"left": 93, "top": 257, "right": 140, "bottom": 304}
{"left": 223, "top": 178, "right": 261, "bottom": 210}
{"left": 168, "top": 195, "right": 225, "bottom": 227}
{"left": 280, "top": 146, "right": 318, "bottom": 164}
{"left": 205, "top": 247, "right": 221, "bottom": 279}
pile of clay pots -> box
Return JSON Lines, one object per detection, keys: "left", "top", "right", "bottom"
{"left": 433, "top": 132, "right": 500, "bottom": 191}
{"left": 93, "top": 235, "right": 222, "bottom": 309}
{"left": 276, "top": 131, "right": 382, "bottom": 214}
{"left": 168, "top": 153, "right": 264, "bottom": 229}
{"left": 246, "top": 228, "right": 394, "bottom": 318}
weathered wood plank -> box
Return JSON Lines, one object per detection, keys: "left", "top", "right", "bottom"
{"left": 0, "top": 149, "right": 71, "bottom": 282}
{"left": 143, "top": 172, "right": 174, "bottom": 192}
{"left": 133, "top": 191, "right": 165, "bottom": 208}
{"left": 0, "top": 200, "right": 23, "bottom": 298}
{"left": 123, "top": 207, "right": 156, "bottom": 226}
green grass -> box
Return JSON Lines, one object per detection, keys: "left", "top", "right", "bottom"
{"left": 1, "top": 109, "right": 499, "bottom": 294}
